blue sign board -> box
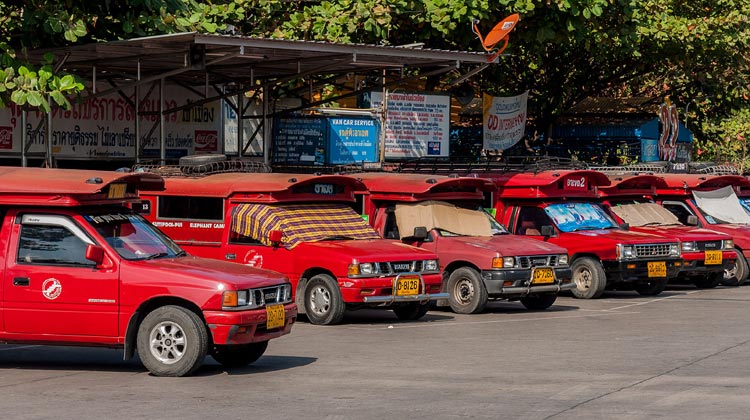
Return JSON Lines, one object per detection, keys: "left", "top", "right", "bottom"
{"left": 272, "top": 117, "right": 327, "bottom": 165}
{"left": 641, "top": 138, "right": 659, "bottom": 162}
{"left": 326, "top": 117, "right": 379, "bottom": 165}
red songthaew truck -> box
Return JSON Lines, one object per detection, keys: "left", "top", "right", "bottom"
{"left": 597, "top": 173, "right": 736, "bottom": 289}
{"left": 354, "top": 172, "right": 573, "bottom": 314}
{"left": 138, "top": 172, "right": 445, "bottom": 325}
{"left": 485, "top": 170, "right": 683, "bottom": 298}
{"left": 0, "top": 167, "right": 295, "bottom": 376}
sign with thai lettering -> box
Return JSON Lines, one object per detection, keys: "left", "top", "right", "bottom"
{"left": 482, "top": 91, "right": 528, "bottom": 151}
{"left": 327, "top": 117, "right": 379, "bottom": 164}
{"left": 272, "top": 117, "right": 326, "bottom": 165}
{"left": 562, "top": 175, "right": 588, "bottom": 191}
{"left": 364, "top": 91, "right": 450, "bottom": 158}
{"left": 0, "top": 85, "right": 222, "bottom": 159}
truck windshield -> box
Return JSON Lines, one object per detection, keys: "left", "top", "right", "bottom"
{"left": 741, "top": 198, "right": 750, "bottom": 215}
{"left": 84, "top": 212, "right": 184, "bottom": 260}
{"left": 483, "top": 210, "right": 509, "bottom": 235}
{"left": 544, "top": 202, "right": 617, "bottom": 232}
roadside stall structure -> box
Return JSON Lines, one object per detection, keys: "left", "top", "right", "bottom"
{"left": 136, "top": 169, "right": 446, "bottom": 325}
{"left": 597, "top": 174, "right": 736, "bottom": 288}
{"left": 653, "top": 174, "right": 750, "bottom": 286}
{"left": 354, "top": 172, "right": 573, "bottom": 313}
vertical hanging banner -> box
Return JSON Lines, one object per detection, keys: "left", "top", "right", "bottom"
{"left": 658, "top": 102, "right": 679, "bottom": 161}
{"left": 364, "top": 91, "right": 450, "bottom": 159}
{"left": 482, "top": 91, "right": 528, "bottom": 151}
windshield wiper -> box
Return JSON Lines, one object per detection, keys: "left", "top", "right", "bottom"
{"left": 573, "top": 226, "right": 607, "bottom": 231}
{"left": 141, "top": 252, "right": 170, "bottom": 260}
{"left": 320, "top": 235, "right": 356, "bottom": 241}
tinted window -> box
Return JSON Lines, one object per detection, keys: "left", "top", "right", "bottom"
{"left": 662, "top": 202, "right": 695, "bottom": 225}
{"left": 18, "top": 225, "right": 94, "bottom": 266}
{"left": 158, "top": 196, "right": 223, "bottom": 220}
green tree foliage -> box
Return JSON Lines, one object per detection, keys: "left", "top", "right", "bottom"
{"left": 0, "top": 0, "right": 246, "bottom": 111}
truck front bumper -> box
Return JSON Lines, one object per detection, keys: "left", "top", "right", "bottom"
{"left": 204, "top": 302, "right": 297, "bottom": 346}
{"left": 481, "top": 267, "right": 574, "bottom": 296}
{"left": 602, "top": 259, "right": 682, "bottom": 283}
{"left": 342, "top": 273, "right": 449, "bottom": 304}
{"left": 678, "top": 251, "right": 735, "bottom": 278}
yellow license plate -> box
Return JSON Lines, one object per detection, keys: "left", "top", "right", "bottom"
{"left": 531, "top": 267, "right": 555, "bottom": 284}
{"left": 647, "top": 261, "right": 667, "bottom": 277}
{"left": 704, "top": 250, "right": 723, "bottom": 265}
{"left": 108, "top": 183, "right": 127, "bottom": 199}
{"left": 395, "top": 276, "right": 420, "bottom": 296}
{"left": 266, "top": 304, "right": 285, "bottom": 329}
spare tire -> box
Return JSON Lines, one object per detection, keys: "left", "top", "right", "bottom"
{"left": 179, "top": 154, "right": 227, "bottom": 166}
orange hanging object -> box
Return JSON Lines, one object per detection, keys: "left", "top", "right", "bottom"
{"left": 472, "top": 13, "right": 520, "bottom": 55}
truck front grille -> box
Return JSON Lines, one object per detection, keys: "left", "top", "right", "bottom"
{"left": 634, "top": 243, "right": 675, "bottom": 258}
{"left": 698, "top": 241, "right": 722, "bottom": 251}
{"left": 518, "top": 255, "right": 559, "bottom": 268}
{"left": 252, "top": 285, "right": 289, "bottom": 305}
{"left": 378, "top": 260, "right": 425, "bottom": 274}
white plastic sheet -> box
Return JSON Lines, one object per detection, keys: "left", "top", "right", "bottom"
{"left": 693, "top": 186, "right": 750, "bottom": 224}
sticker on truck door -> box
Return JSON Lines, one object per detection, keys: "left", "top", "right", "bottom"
{"left": 42, "top": 278, "right": 62, "bottom": 300}
{"left": 243, "top": 250, "right": 264, "bottom": 268}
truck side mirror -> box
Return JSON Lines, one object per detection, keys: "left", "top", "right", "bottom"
{"left": 619, "top": 222, "right": 630, "bottom": 230}
{"left": 686, "top": 215, "right": 698, "bottom": 226}
{"left": 85, "top": 244, "right": 105, "bottom": 266}
{"left": 540, "top": 225, "right": 555, "bottom": 237}
{"left": 412, "top": 226, "right": 428, "bottom": 241}
{"left": 268, "top": 230, "right": 283, "bottom": 246}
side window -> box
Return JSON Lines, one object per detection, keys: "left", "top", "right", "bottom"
{"left": 383, "top": 209, "right": 400, "bottom": 240}
{"left": 158, "top": 196, "right": 224, "bottom": 221}
{"left": 229, "top": 230, "right": 264, "bottom": 245}
{"left": 662, "top": 201, "right": 694, "bottom": 225}
{"left": 17, "top": 215, "right": 95, "bottom": 267}
{"left": 514, "top": 207, "right": 549, "bottom": 236}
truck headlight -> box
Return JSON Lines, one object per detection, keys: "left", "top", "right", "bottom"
{"left": 617, "top": 244, "right": 635, "bottom": 260}
{"left": 670, "top": 243, "right": 681, "bottom": 257}
{"left": 492, "top": 257, "right": 516, "bottom": 268}
{"left": 223, "top": 290, "right": 250, "bottom": 307}
{"left": 558, "top": 254, "right": 569, "bottom": 266}
{"left": 724, "top": 239, "right": 734, "bottom": 249}
{"left": 424, "top": 259, "right": 439, "bottom": 272}
{"left": 360, "top": 262, "right": 376, "bottom": 275}
{"left": 682, "top": 241, "right": 697, "bottom": 252}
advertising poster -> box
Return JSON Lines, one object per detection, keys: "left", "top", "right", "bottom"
{"left": 365, "top": 91, "right": 450, "bottom": 159}
{"left": 482, "top": 91, "right": 528, "bottom": 151}
{"left": 326, "top": 117, "right": 379, "bottom": 164}
{"left": 0, "top": 85, "right": 222, "bottom": 160}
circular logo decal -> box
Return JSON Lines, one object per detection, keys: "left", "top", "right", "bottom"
{"left": 42, "top": 278, "right": 62, "bottom": 300}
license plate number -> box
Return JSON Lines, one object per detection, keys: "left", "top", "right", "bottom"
{"left": 647, "top": 261, "right": 667, "bottom": 277}
{"left": 266, "top": 304, "right": 285, "bottom": 329}
{"left": 531, "top": 267, "right": 555, "bottom": 284}
{"left": 395, "top": 276, "right": 420, "bottom": 296}
{"left": 704, "top": 250, "right": 723, "bottom": 265}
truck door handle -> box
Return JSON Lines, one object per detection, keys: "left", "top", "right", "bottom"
{"left": 13, "top": 277, "right": 30, "bottom": 286}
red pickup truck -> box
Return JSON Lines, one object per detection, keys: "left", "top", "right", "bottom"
{"left": 598, "top": 174, "right": 736, "bottom": 288}
{"left": 354, "top": 172, "right": 573, "bottom": 313}
{"left": 138, "top": 172, "right": 445, "bottom": 325}
{"left": 0, "top": 167, "right": 296, "bottom": 376}
{"left": 651, "top": 173, "right": 750, "bottom": 286}
{"left": 485, "top": 170, "right": 682, "bottom": 298}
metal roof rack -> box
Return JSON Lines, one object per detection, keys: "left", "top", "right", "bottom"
{"left": 591, "top": 161, "right": 740, "bottom": 175}
{"left": 132, "top": 159, "right": 271, "bottom": 177}
{"left": 396, "top": 155, "right": 589, "bottom": 175}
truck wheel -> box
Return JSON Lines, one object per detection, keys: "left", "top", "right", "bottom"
{"left": 520, "top": 294, "right": 557, "bottom": 310}
{"left": 635, "top": 278, "right": 667, "bottom": 296}
{"left": 211, "top": 341, "right": 268, "bottom": 368}
{"left": 447, "top": 267, "right": 488, "bottom": 314}
{"left": 304, "top": 274, "right": 346, "bottom": 325}
{"left": 137, "top": 305, "right": 208, "bottom": 377}
{"left": 393, "top": 303, "right": 429, "bottom": 321}
{"left": 722, "top": 253, "right": 748, "bottom": 286}
{"left": 571, "top": 257, "right": 606, "bottom": 299}
{"left": 693, "top": 273, "right": 722, "bottom": 289}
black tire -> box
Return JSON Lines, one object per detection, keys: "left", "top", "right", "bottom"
{"left": 304, "top": 274, "right": 346, "bottom": 325}
{"left": 179, "top": 154, "right": 227, "bottom": 166}
{"left": 136, "top": 305, "right": 208, "bottom": 377}
{"left": 722, "top": 252, "right": 748, "bottom": 286}
{"left": 520, "top": 294, "right": 557, "bottom": 310}
{"left": 571, "top": 257, "right": 607, "bottom": 299}
{"left": 635, "top": 278, "right": 667, "bottom": 296}
{"left": 211, "top": 341, "right": 268, "bottom": 368}
{"left": 447, "top": 267, "right": 488, "bottom": 314}
{"left": 393, "top": 303, "right": 429, "bottom": 321}
{"left": 693, "top": 272, "right": 722, "bottom": 289}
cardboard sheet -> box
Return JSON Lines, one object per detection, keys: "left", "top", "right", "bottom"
{"left": 395, "top": 200, "right": 492, "bottom": 237}
{"left": 693, "top": 186, "right": 750, "bottom": 224}
{"left": 610, "top": 202, "right": 680, "bottom": 226}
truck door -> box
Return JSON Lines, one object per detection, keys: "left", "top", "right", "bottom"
{"left": 3, "top": 213, "right": 119, "bottom": 337}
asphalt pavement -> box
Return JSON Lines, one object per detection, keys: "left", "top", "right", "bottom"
{"left": 0, "top": 284, "right": 748, "bottom": 420}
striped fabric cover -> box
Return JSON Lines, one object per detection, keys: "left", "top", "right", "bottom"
{"left": 231, "top": 203, "right": 380, "bottom": 249}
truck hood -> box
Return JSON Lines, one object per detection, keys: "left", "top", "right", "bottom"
{"left": 630, "top": 226, "right": 729, "bottom": 241}
{"left": 563, "top": 228, "right": 677, "bottom": 244}
{"left": 295, "top": 239, "right": 436, "bottom": 262}
{"left": 444, "top": 234, "right": 567, "bottom": 255}
{"left": 129, "top": 256, "right": 289, "bottom": 290}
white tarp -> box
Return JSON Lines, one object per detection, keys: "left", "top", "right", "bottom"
{"left": 395, "top": 201, "right": 492, "bottom": 237}
{"left": 693, "top": 186, "right": 750, "bottom": 224}
{"left": 610, "top": 203, "right": 680, "bottom": 226}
